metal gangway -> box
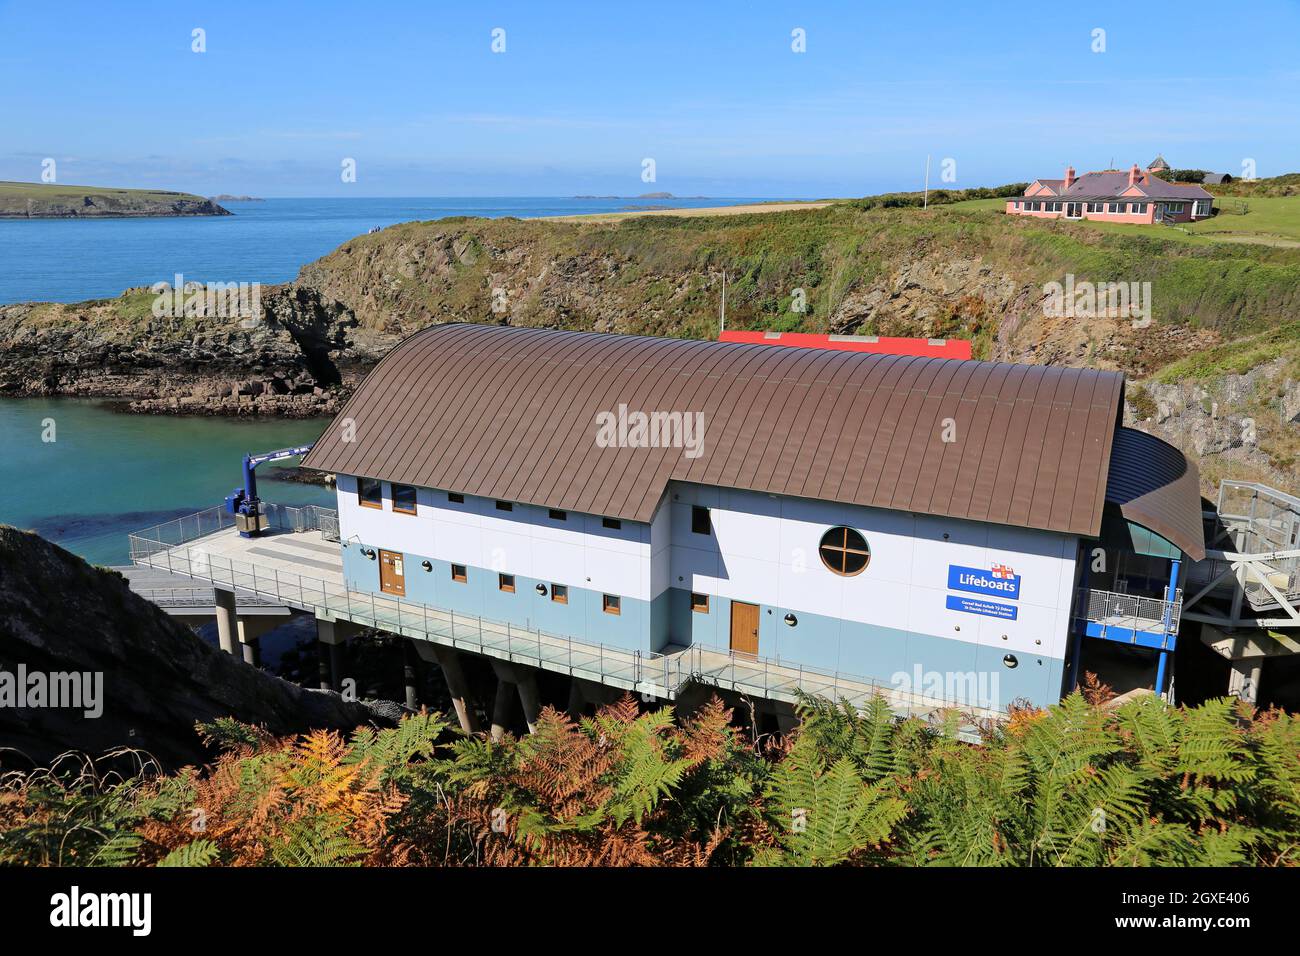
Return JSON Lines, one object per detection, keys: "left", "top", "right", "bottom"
{"left": 1182, "top": 481, "right": 1300, "bottom": 630}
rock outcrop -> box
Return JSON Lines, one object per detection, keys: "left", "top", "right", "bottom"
{"left": 0, "top": 182, "right": 230, "bottom": 218}
{"left": 0, "top": 526, "right": 386, "bottom": 769}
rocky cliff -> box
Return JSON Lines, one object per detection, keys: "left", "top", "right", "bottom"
{"left": 0, "top": 526, "right": 387, "bottom": 769}
{"left": 0, "top": 181, "right": 230, "bottom": 218}
{"left": 1, "top": 200, "right": 1297, "bottom": 494}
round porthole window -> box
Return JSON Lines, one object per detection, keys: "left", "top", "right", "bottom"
{"left": 818, "top": 526, "right": 870, "bottom": 576}
{"left": 1002, "top": 654, "right": 1019, "bottom": 669}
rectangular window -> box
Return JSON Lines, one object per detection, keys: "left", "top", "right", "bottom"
{"left": 691, "top": 505, "right": 711, "bottom": 535}
{"left": 448, "top": 492, "right": 465, "bottom": 504}
{"left": 498, "top": 573, "right": 515, "bottom": 593}
{"left": 549, "top": 508, "right": 567, "bottom": 521}
{"left": 691, "top": 592, "right": 709, "bottom": 613}
{"left": 358, "top": 477, "right": 383, "bottom": 509}
{"left": 602, "top": 594, "right": 621, "bottom": 615}
{"left": 392, "top": 483, "right": 417, "bottom": 515}
{"left": 451, "top": 563, "right": 467, "bottom": 583}
{"left": 495, "top": 500, "right": 513, "bottom": 512}
{"left": 602, "top": 517, "right": 621, "bottom": 530}
{"left": 551, "top": 583, "right": 568, "bottom": 604}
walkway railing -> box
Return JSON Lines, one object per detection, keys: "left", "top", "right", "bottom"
{"left": 129, "top": 506, "right": 1008, "bottom": 724}
{"left": 1074, "top": 587, "right": 1182, "bottom": 634}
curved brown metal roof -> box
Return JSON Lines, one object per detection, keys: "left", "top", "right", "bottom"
{"left": 1104, "top": 427, "right": 1206, "bottom": 560}
{"left": 302, "top": 323, "right": 1131, "bottom": 537}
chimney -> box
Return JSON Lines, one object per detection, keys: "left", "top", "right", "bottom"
{"left": 1064, "top": 166, "right": 1076, "bottom": 190}
{"left": 1128, "top": 163, "right": 1140, "bottom": 187}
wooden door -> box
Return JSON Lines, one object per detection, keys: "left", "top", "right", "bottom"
{"left": 729, "top": 601, "right": 759, "bottom": 656}
{"left": 378, "top": 549, "right": 406, "bottom": 596}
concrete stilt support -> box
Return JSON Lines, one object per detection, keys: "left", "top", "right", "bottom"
{"left": 1227, "top": 658, "right": 1263, "bottom": 705}
{"left": 773, "top": 702, "right": 800, "bottom": 736}
{"left": 403, "top": 641, "right": 420, "bottom": 711}
{"left": 315, "top": 618, "right": 348, "bottom": 692}
{"left": 490, "top": 660, "right": 545, "bottom": 735}
{"left": 491, "top": 679, "right": 515, "bottom": 743}
{"left": 214, "top": 588, "right": 238, "bottom": 656}
{"left": 413, "top": 643, "right": 480, "bottom": 734}
{"left": 566, "top": 679, "right": 585, "bottom": 719}
{"left": 515, "top": 671, "right": 541, "bottom": 734}
{"left": 236, "top": 617, "right": 279, "bottom": 668}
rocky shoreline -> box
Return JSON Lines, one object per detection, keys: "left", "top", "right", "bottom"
{"left": 2, "top": 205, "right": 1297, "bottom": 499}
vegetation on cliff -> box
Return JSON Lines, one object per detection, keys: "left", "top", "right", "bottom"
{"left": 0, "top": 181, "right": 230, "bottom": 218}
{"left": 2, "top": 176, "right": 1298, "bottom": 489}
{"left": 2, "top": 689, "right": 1296, "bottom": 867}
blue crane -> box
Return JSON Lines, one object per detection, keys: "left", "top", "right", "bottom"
{"left": 224, "top": 443, "right": 315, "bottom": 537}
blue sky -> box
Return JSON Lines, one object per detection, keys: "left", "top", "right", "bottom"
{"left": 1, "top": 0, "right": 1297, "bottom": 197}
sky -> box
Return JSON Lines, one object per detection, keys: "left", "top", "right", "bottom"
{"left": 1, "top": 0, "right": 1298, "bottom": 198}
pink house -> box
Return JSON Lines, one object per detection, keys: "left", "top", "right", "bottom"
{"left": 1005, "top": 164, "right": 1214, "bottom": 224}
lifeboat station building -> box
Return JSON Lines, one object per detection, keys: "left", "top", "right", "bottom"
{"left": 282, "top": 324, "right": 1206, "bottom": 716}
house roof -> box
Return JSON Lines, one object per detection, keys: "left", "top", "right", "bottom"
{"left": 301, "top": 324, "right": 1179, "bottom": 545}
{"left": 1025, "top": 170, "right": 1212, "bottom": 201}
{"left": 1148, "top": 154, "right": 1170, "bottom": 169}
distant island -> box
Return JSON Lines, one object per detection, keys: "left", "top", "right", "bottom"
{"left": 0, "top": 181, "right": 231, "bottom": 218}
{"left": 209, "top": 194, "right": 264, "bottom": 202}
{"left": 571, "top": 192, "right": 707, "bottom": 200}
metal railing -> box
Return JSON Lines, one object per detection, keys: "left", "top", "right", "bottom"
{"left": 130, "top": 585, "right": 282, "bottom": 608}
{"left": 1075, "top": 587, "right": 1182, "bottom": 634}
{"left": 129, "top": 505, "right": 1008, "bottom": 724}
{"left": 129, "top": 504, "right": 339, "bottom": 559}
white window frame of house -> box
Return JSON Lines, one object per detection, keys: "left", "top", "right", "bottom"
{"left": 1051, "top": 201, "right": 1062, "bottom": 212}
{"left": 1194, "top": 200, "right": 1210, "bottom": 217}
{"left": 1167, "top": 202, "right": 1185, "bottom": 214}
{"left": 1132, "top": 202, "right": 1147, "bottom": 214}
{"left": 1107, "top": 202, "right": 1121, "bottom": 213}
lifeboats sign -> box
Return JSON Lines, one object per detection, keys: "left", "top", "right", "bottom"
{"left": 947, "top": 564, "right": 1020, "bottom": 620}
{"left": 948, "top": 564, "right": 1021, "bottom": 599}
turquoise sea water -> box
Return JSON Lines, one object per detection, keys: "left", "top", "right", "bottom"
{"left": 0, "top": 196, "right": 771, "bottom": 565}
{"left": 0, "top": 196, "right": 770, "bottom": 304}
{"left": 0, "top": 398, "right": 332, "bottom": 566}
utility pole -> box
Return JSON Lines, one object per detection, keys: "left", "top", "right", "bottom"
{"left": 923, "top": 155, "right": 931, "bottom": 209}
{"left": 719, "top": 270, "right": 727, "bottom": 335}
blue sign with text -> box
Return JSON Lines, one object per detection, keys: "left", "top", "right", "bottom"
{"left": 946, "top": 595, "right": 1018, "bottom": 620}
{"left": 948, "top": 564, "right": 1021, "bottom": 600}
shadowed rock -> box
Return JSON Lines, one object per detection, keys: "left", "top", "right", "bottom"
{"left": 0, "top": 525, "right": 383, "bottom": 769}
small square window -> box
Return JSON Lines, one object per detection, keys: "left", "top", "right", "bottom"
{"left": 602, "top": 517, "right": 621, "bottom": 530}
{"left": 358, "top": 477, "right": 382, "bottom": 509}
{"left": 551, "top": 584, "right": 568, "bottom": 604}
{"left": 499, "top": 573, "right": 515, "bottom": 593}
{"left": 603, "top": 594, "right": 621, "bottom": 615}
{"left": 549, "top": 508, "right": 567, "bottom": 521}
{"left": 448, "top": 492, "right": 465, "bottom": 504}
{"left": 451, "top": 564, "right": 467, "bottom": 583}
{"left": 392, "top": 483, "right": 417, "bottom": 515}
{"left": 691, "top": 505, "right": 711, "bottom": 535}
{"left": 690, "top": 592, "right": 709, "bottom": 613}
{"left": 495, "top": 500, "right": 513, "bottom": 512}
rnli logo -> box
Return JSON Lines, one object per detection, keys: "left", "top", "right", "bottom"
{"left": 948, "top": 564, "right": 1021, "bottom": 600}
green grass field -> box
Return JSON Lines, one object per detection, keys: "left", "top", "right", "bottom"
{"left": 0, "top": 181, "right": 206, "bottom": 201}
{"left": 939, "top": 195, "right": 1300, "bottom": 247}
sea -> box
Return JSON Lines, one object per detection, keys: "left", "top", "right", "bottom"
{"left": 0, "top": 196, "right": 768, "bottom": 564}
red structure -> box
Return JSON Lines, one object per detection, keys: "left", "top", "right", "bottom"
{"left": 719, "top": 330, "right": 971, "bottom": 360}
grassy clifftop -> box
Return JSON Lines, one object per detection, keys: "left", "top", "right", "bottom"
{"left": 0, "top": 181, "right": 230, "bottom": 218}
{"left": 3, "top": 184, "right": 1298, "bottom": 490}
